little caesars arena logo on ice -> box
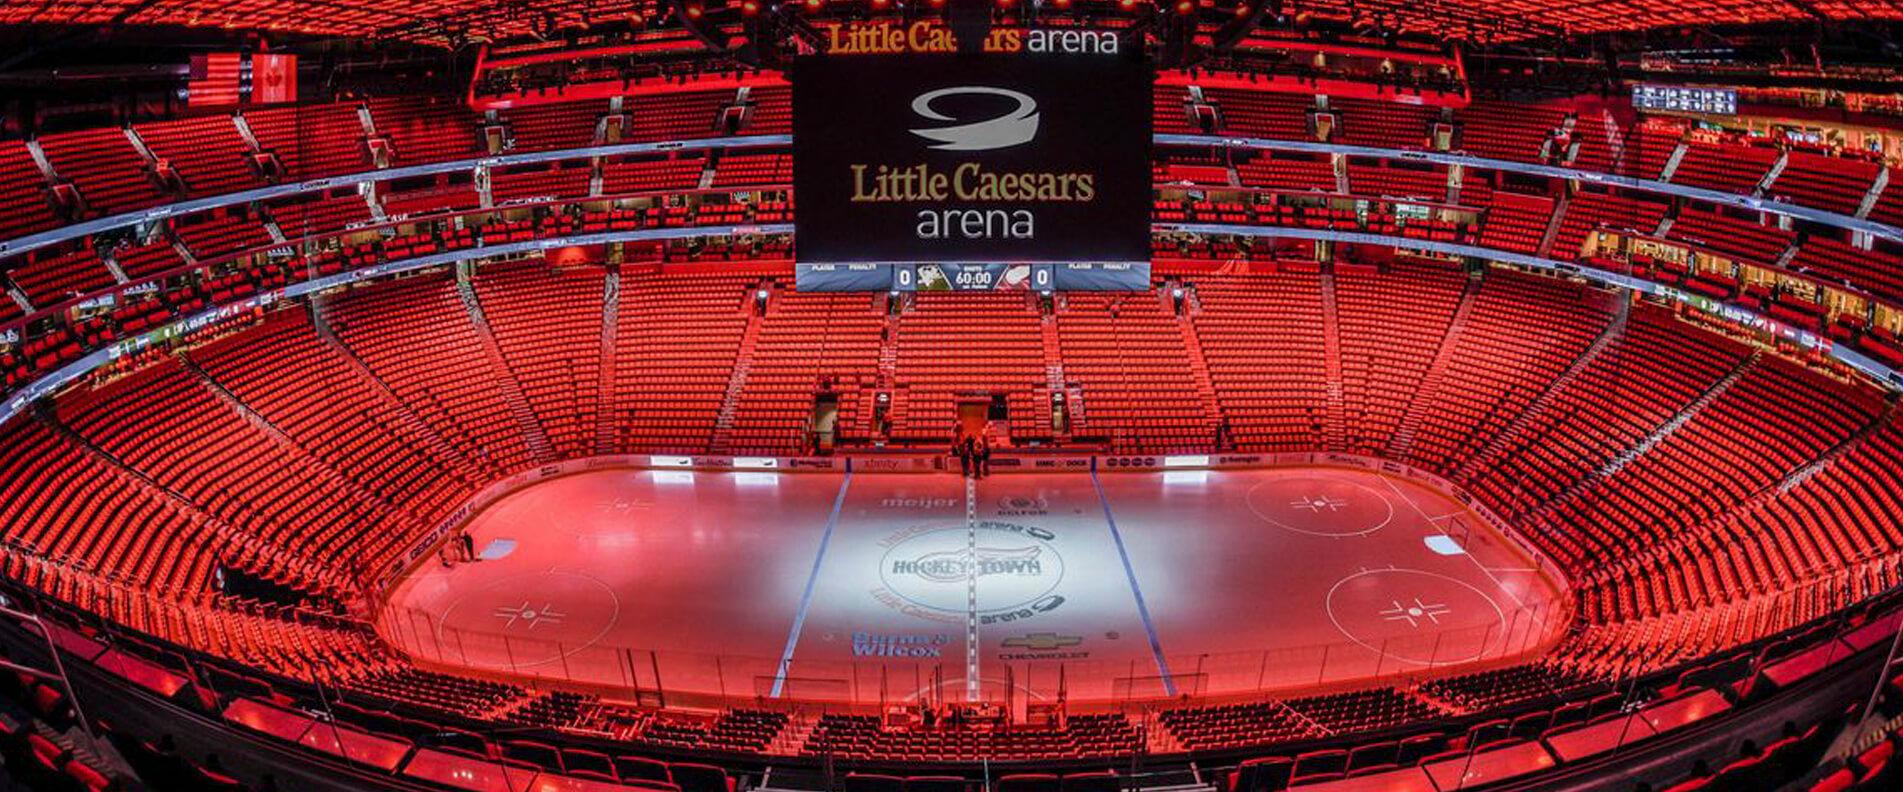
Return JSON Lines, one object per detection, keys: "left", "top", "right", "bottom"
{"left": 872, "top": 521, "right": 1066, "bottom": 625}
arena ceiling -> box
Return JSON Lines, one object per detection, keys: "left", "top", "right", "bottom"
{"left": 1, "top": 0, "right": 1900, "bottom": 47}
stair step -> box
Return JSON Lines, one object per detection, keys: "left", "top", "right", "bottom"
{"left": 311, "top": 301, "right": 484, "bottom": 479}
{"left": 1387, "top": 275, "right": 1483, "bottom": 460}
{"left": 455, "top": 273, "right": 557, "bottom": 461}
{"left": 596, "top": 268, "right": 622, "bottom": 453}
{"left": 1536, "top": 192, "right": 1571, "bottom": 258}
{"left": 709, "top": 292, "right": 767, "bottom": 452}
{"left": 1319, "top": 268, "right": 1348, "bottom": 449}
{"left": 32, "top": 406, "right": 332, "bottom": 594}
{"left": 1461, "top": 295, "right": 1629, "bottom": 480}
{"left": 1530, "top": 348, "right": 1760, "bottom": 529}
{"left": 1040, "top": 313, "right": 1069, "bottom": 439}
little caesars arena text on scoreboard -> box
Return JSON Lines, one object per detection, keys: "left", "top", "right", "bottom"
{"left": 793, "top": 27, "right": 1152, "bottom": 292}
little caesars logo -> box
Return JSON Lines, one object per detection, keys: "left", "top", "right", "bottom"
{"left": 825, "top": 21, "right": 1120, "bottom": 57}
{"left": 873, "top": 521, "right": 1065, "bottom": 625}
{"left": 849, "top": 86, "right": 1095, "bottom": 241}
{"left": 910, "top": 87, "right": 1039, "bottom": 152}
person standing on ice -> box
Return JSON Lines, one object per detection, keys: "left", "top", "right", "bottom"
{"left": 954, "top": 431, "right": 972, "bottom": 477}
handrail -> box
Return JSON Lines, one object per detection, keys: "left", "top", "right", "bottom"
{"left": 0, "top": 223, "right": 790, "bottom": 428}
{"left": 0, "top": 134, "right": 794, "bottom": 260}
{"left": 0, "top": 185, "right": 788, "bottom": 337}
{"left": 3, "top": 219, "right": 1892, "bottom": 440}
{"left": 1156, "top": 133, "right": 1903, "bottom": 245}
{"left": 1160, "top": 221, "right": 1899, "bottom": 387}
{"left": 5, "top": 131, "right": 1899, "bottom": 260}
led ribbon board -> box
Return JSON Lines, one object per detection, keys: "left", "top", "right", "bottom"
{"left": 793, "top": 50, "right": 1153, "bottom": 291}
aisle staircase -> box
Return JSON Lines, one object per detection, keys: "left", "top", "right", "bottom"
{"left": 1135, "top": 713, "right": 1187, "bottom": 756}
{"left": 1172, "top": 294, "right": 1226, "bottom": 434}
{"left": 1780, "top": 401, "right": 1898, "bottom": 494}
{"left": 767, "top": 712, "right": 819, "bottom": 755}
{"left": 1600, "top": 112, "right": 1625, "bottom": 172}
{"left": 710, "top": 298, "right": 766, "bottom": 452}
{"left": 1590, "top": 403, "right": 1897, "bottom": 594}
{"left": 309, "top": 302, "right": 483, "bottom": 478}
{"left": 1459, "top": 296, "right": 1629, "bottom": 479}
{"left": 1530, "top": 348, "right": 1760, "bottom": 526}
{"left": 1318, "top": 267, "right": 1348, "bottom": 449}
{"left": 1387, "top": 275, "right": 1483, "bottom": 460}
{"left": 1653, "top": 205, "right": 1676, "bottom": 238}
{"left": 1855, "top": 169, "right": 1888, "bottom": 220}
{"left": 1597, "top": 349, "right": 1761, "bottom": 480}
{"left": 453, "top": 272, "right": 557, "bottom": 462}
{"left": 596, "top": 267, "right": 621, "bottom": 453}
{"left": 1536, "top": 192, "right": 1571, "bottom": 258}
{"left": 872, "top": 299, "right": 903, "bottom": 437}
{"left": 99, "top": 249, "right": 130, "bottom": 284}
{"left": 1658, "top": 141, "right": 1690, "bottom": 183}
{"left": 40, "top": 722, "right": 131, "bottom": 783}
{"left": 1040, "top": 310, "right": 1069, "bottom": 438}
{"left": 1754, "top": 150, "right": 1790, "bottom": 198}
{"left": 5, "top": 284, "right": 31, "bottom": 315}
{"left": 31, "top": 406, "right": 338, "bottom": 593}
{"left": 177, "top": 353, "right": 425, "bottom": 530}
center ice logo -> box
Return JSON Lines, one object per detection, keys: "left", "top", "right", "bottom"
{"left": 873, "top": 521, "right": 1066, "bottom": 624}
{"left": 889, "top": 545, "right": 1045, "bottom": 583}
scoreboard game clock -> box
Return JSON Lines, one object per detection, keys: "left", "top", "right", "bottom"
{"left": 792, "top": 38, "right": 1153, "bottom": 292}
{"left": 1631, "top": 83, "right": 1738, "bottom": 115}
{"left": 797, "top": 262, "right": 1147, "bottom": 292}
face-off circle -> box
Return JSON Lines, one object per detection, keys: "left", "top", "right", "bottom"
{"left": 435, "top": 571, "right": 622, "bottom": 669}
{"left": 1325, "top": 568, "right": 1508, "bottom": 667}
{"left": 383, "top": 467, "right": 1572, "bottom": 705}
{"left": 1246, "top": 475, "right": 1395, "bottom": 537}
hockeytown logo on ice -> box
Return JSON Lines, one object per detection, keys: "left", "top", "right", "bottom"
{"left": 872, "top": 521, "right": 1067, "bottom": 625}
{"left": 889, "top": 545, "right": 1045, "bottom": 583}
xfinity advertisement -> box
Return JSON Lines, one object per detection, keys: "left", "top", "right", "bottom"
{"left": 793, "top": 52, "right": 1151, "bottom": 291}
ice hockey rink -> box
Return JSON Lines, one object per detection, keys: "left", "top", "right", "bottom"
{"left": 379, "top": 464, "right": 1570, "bottom": 709}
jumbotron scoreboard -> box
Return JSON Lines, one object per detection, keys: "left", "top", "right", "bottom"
{"left": 792, "top": 23, "right": 1152, "bottom": 291}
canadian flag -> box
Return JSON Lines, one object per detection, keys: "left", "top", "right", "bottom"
{"left": 253, "top": 53, "right": 298, "bottom": 105}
